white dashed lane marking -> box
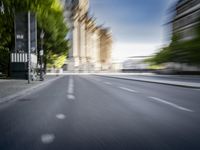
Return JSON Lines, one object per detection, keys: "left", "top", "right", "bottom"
{"left": 67, "top": 76, "right": 75, "bottom": 100}
{"left": 67, "top": 94, "right": 75, "bottom": 100}
{"left": 148, "top": 96, "right": 194, "bottom": 112}
{"left": 56, "top": 114, "right": 66, "bottom": 120}
{"left": 68, "top": 76, "right": 74, "bottom": 94}
{"left": 119, "top": 87, "right": 139, "bottom": 93}
{"left": 104, "top": 82, "right": 112, "bottom": 85}
{"left": 41, "top": 134, "right": 55, "bottom": 144}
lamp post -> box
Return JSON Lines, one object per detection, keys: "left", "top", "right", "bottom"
{"left": 40, "top": 29, "right": 44, "bottom": 81}
{"left": 28, "top": 11, "right": 31, "bottom": 84}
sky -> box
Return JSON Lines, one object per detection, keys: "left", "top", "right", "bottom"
{"left": 90, "top": 0, "right": 178, "bottom": 62}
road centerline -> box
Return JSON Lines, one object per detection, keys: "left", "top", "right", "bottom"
{"left": 67, "top": 94, "right": 75, "bottom": 100}
{"left": 68, "top": 76, "right": 74, "bottom": 94}
{"left": 148, "top": 96, "right": 194, "bottom": 112}
{"left": 67, "top": 76, "right": 75, "bottom": 99}
{"left": 56, "top": 114, "right": 66, "bottom": 120}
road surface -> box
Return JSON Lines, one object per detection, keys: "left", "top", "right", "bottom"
{"left": 0, "top": 75, "right": 200, "bottom": 150}
{"left": 111, "top": 74, "right": 200, "bottom": 83}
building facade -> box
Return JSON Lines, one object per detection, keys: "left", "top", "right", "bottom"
{"left": 172, "top": 0, "right": 200, "bottom": 41}
{"left": 62, "top": 0, "right": 112, "bottom": 72}
{"left": 99, "top": 28, "right": 112, "bottom": 70}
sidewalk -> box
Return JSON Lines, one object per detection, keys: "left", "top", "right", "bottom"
{"left": 98, "top": 74, "right": 200, "bottom": 88}
{"left": 0, "top": 75, "right": 62, "bottom": 104}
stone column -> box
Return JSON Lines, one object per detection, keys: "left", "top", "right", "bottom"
{"left": 79, "top": 21, "right": 86, "bottom": 71}
{"left": 86, "top": 29, "right": 92, "bottom": 71}
{"left": 72, "top": 19, "right": 80, "bottom": 71}
{"left": 95, "top": 29, "right": 101, "bottom": 71}
{"left": 92, "top": 29, "right": 101, "bottom": 71}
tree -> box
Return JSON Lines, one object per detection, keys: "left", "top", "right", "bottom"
{"left": 150, "top": 20, "right": 200, "bottom": 66}
{"left": 0, "top": 0, "right": 69, "bottom": 76}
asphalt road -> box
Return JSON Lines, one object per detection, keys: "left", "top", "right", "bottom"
{"left": 117, "top": 74, "right": 200, "bottom": 83}
{"left": 0, "top": 75, "right": 200, "bottom": 150}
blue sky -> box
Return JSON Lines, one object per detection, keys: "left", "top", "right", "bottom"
{"left": 90, "top": 0, "right": 178, "bottom": 61}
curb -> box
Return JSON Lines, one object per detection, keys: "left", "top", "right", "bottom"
{"left": 0, "top": 76, "right": 63, "bottom": 105}
{"left": 97, "top": 75, "right": 200, "bottom": 89}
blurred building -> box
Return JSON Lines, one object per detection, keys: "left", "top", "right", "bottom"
{"left": 99, "top": 28, "right": 112, "bottom": 71}
{"left": 172, "top": 0, "right": 200, "bottom": 41}
{"left": 61, "top": 0, "right": 112, "bottom": 72}
{"left": 161, "top": 0, "right": 200, "bottom": 73}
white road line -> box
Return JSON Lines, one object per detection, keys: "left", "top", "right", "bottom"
{"left": 67, "top": 76, "right": 75, "bottom": 99}
{"left": 67, "top": 94, "right": 75, "bottom": 100}
{"left": 41, "top": 134, "right": 55, "bottom": 144}
{"left": 68, "top": 76, "right": 74, "bottom": 94}
{"left": 56, "top": 114, "right": 66, "bottom": 120}
{"left": 104, "top": 82, "right": 112, "bottom": 85}
{"left": 148, "top": 97, "right": 194, "bottom": 112}
{"left": 119, "top": 87, "right": 138, "bottom": 93}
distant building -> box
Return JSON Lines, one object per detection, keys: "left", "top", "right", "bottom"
{"left": 172, "top": 0, "right": 200, "bottom": 41}
{"left": 122, "top": 56, "right": 151, "bottom": 71}
{"left": 61, "top": 0, "right": 112, "bottom": 72}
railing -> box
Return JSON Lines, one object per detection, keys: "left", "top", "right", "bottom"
{"left": 11, "top": 53, "right": 28, "bottom": 63}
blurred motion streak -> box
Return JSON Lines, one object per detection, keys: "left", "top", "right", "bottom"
{"left": 149, "top": 0, "right": 200, "bottom": 74}
{"left": 62, "top": 0, "right": 112, "bottom": 73}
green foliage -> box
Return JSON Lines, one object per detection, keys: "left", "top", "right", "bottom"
{"left": 147, "top": 47, "right": 172, "bottom": 65}
{"left": 47, "top": 52, "right": 67, "bottom": 69}
{"left": 150, "top": 21, "right": 200, "bottom": 65}
{"left": 0, "top": 0, "right": 69, "bottom": 75}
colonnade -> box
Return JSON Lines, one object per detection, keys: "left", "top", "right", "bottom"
{"left": 64, "top": 0, "right": 112, "bottom": 72}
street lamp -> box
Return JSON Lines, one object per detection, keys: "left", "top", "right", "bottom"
{"left": 40, "top": 29, "right": 45, "bottom": 81}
